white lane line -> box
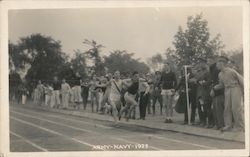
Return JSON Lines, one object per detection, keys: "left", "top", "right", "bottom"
{"left": 11, "top": 110, "right": 162, "bottom": 151}
{"left": 48, "top": 114, "right": 113, "bottom": 129}
{"left": 10, "top": 131, "right": 48, "bottom": 152}
{"left": 10, "top": 116, "right": 104, "bottom": 151}
{"left": 11, "top": 111, "right": 99, "bottom": 135}
{"left": 142, "top": 134, "right": 216, "bottom": 149}
{"left": 12, "top": 107, "right": 113, "bottom": 129}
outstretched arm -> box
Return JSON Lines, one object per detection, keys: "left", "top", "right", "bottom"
{"left": 122, "top": 79, "right": 132, "bottom": 87}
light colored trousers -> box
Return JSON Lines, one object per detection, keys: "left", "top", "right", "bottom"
{"left": 161, "top": 89, "right": 174, "bottom": 118}
{"left": 50, "top": 90, "right": 60, "bottom": 108}
{"left": 73, "top": 86, "right": 82, "bottom": 103}
{"left": 98, "top": 92, "right": 103, "bottom": 111}
{"left": 62, "top": 93, "right": 69, "bottom": 108}
{"left": 224, "top": 86, "right": 244, "bottom": 130}
{"left": 22, "top": 95, "right": 27, "bottom": 105}
{"left": 45, "top": 95, "right": 51, "bottom": 106}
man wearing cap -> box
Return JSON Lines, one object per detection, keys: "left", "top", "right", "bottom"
{"left": 207, "top": 56, "right": 225, "bottom": 130}
{"left": 195, "top": 57, "right": 213, "bottom": 127}
{"left": 214, "top": 56, "right": 244, "bottom": 132}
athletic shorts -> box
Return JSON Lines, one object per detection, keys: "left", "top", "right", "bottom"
{"left": 109, "top": 94, "right": 121, "bottom": 103}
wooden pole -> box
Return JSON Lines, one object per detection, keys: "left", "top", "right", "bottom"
{"left": 184, "top": 65, "right": 192, "bottom": 125}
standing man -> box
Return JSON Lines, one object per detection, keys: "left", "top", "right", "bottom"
{"left": 195, "top": 58, "right": 213, "bottom": 127}
{"left": 61, "top": 79, "right": 71, "bottom": 109}
{"left": 44, "top": 83, "right": 53, "bottom": 108}
{"left": 99, "top": 74, "right": 112, "bottom": 114}
{"left": 37, "top": 80, "right": 45, "bottom": 106}
{"left": 138, "top": 74, "right": 150, "bottom": 120}
{"left": 51, "top": 76, "right": 61, "bottom": 108}
{"left": 160, "top": 62, "right": 177, "bottom": 123}
{"left": 72, "top": 72, "right": 82, "bottom": 110}
{"left": 95, "top": 76, "right": 108, "bottom": 112}
{"left": 207, "top": 56, "right": 225, "bottom": 130}
{"left": 146, "top": 73, "right": 153, "bottom": 115}
{"left": 151, "top": 71, "right": 163, "bottom": 115}
{"left": 214, "top": 56, "right": 244, "bottom": 132}
{"left": 19, "top": 80, "right": 29, "bottom": 105}
{"left": 81, "top": 79, "right": 90, "bottom": 110}
{"left": 89, "top": 74, "right": 99, "bottom": 112}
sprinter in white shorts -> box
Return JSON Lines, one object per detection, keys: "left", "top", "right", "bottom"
{"left": 108, "top": 71, "right": 123, "bottom": 126}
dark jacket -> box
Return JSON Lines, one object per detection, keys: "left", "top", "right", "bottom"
{"left": 209, "top": 63, "right": 224, "bottom": 96}
{"left": 159, "top": 71, "right": 177, "bottom": 90}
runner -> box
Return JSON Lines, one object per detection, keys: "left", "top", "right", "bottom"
{"left": 108, "top": 71, "right": 123, "bottom": 125}
{"left": 119, "top": 71, "right": 149, "bottom": 121}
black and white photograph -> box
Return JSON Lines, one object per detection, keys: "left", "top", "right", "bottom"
{"left": 0, "top": 0, "right": 249, "bottom": 157}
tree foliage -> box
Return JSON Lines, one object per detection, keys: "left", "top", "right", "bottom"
{"left": 9, "top": 34, "right": 69, "bottom": 83}
{"left": 173, "top": 13, "right": 225, "bottom": 66}
{"left": 228, "top": 48, "right": 243, "bottom": 74}
{"left": 83, "top": 39, "right": 105, "bottom": 75}
{"left": 103, "top": 50, "right": 149, "bottom": 75}
{"left": 147, "top": 53, "right": 163, "bottom": 72}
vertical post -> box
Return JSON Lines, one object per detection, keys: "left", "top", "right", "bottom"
{"left": 184, "top": 65, "right": 191, "bottom": 125}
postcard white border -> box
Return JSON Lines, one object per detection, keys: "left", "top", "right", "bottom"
{"left": 1, "top": 1, "right": 249, "bottom": 157}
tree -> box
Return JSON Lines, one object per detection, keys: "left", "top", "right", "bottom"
{"left": 228, "top": 48, "right": 243, "bottom": 75}
{"left": 103, "top": 50, "right": 149, "bottom": 75}
{"left": 147, "top": 53, "right": 164, "bottom": 72}
{"left": 70, "top": 50, "right": 88, "bottom": 77}
{"left": 9, "top": 34, "right": 69, "bottom": 84}
{"left": 83, "top": 39, "right": 105, "bottom": 75}
{"left": 173, "top": 13, "right": 225, "bottom": 66}
{"left": 164, "top": 48, "right": 180, "bottom": 72}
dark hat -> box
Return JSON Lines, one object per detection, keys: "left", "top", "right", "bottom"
{"left": 217, "top": 56, "right": 229, "bottom": 63}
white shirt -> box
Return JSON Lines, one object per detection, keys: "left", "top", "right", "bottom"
{"left": 110, "top": 79, "right": 123, "bottom": 97}
{"left": 61, "top": 83, "right": 71, "bottom": 94}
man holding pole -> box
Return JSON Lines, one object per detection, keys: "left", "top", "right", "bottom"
{"left": 207, "top": 56, "right": 225, "bottom": 130}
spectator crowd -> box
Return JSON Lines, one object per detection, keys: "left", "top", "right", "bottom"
{"left": 10, "top": 55, "right": 244, "bottom": 132}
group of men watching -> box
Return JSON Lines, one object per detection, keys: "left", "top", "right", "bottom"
{"left": 10, "top": 55, "right": 244, "bottom": 132}
{"left": 176, "top": 55, "right": 244, "bottom": 132}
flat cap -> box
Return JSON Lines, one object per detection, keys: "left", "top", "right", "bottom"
{"left": 217, "top": 56, "right": 229, "bottom": 63}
